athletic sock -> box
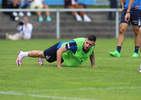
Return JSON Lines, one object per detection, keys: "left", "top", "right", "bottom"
{"left": 134, "top": 46, "right": 139, "bottom": 54}
{"left": 117, "top": 46, "right": 121, "bottom": 53}
{"left": 21, "top": 52, "right": 29, "bottom": 57}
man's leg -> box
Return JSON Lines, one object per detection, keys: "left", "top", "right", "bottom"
{"left": 139, "top": 27, "right": 141, "bottom": 54}
{"left": 23, "top": 35, "right": 30, "bottom": 40}
{"left": 132, "top": 25, "right": 140, "bottom": 57}
{"left": 43, "top": 4, "right": 51, "bottom": 22}
{"left": 67, "top": 5, "right": 82, "bottom": 21}
{"left": 28, "top": 50, "right": 45, "bottom": 58}
{"left": 36, "top": 6, "right": 42, "bottom": 17}
{"left": 138, "top": 23, "right": 141, "bottom": 72}
{"left": 8, "top": 33, "right": 22, "bottom": 40}
{"left": 137, "top": 10, "right": 141, "bottom": 72}
{"left": 74, "top": 5, "right": 91, "bottom": 22}
{"left": 67, "top": 5, "right": 79, "bottom": 16}
{"left": 74, "top": 5, "right": 85, "bottom": 16}
{"left": 28, "top": 51, "right": 44, "bottom": 65}
{"left": 16, "top": 50, "right": 44, "bottom": 65}
{"left": 35, "top": 6, "right": 43, "bottom": 22}
{"left": 117, "top": 23, "right": 128, "bottom": 46}
{"left": 43, "top": 5, "right": 50, "bottom": 17}
{"left": 109, "top": 23, "right": 128, "bottom": 57}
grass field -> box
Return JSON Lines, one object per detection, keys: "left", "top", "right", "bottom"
{"left": 0, "top": 38, "right": 141, "bottom": 100}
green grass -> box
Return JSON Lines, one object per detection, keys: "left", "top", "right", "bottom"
{"left": 0, "top": 38, "right": 141, "bottom": 100}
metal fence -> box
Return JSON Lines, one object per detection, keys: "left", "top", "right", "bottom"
{"left": 0, "top": 8, "right": 122, "bottom": 39}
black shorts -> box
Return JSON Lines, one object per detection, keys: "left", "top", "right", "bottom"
{"left": 43, "top": 42, "right": 64, "bottom": 63}
{"left": 138, "top": 10, "right": 141, "bottom": 28}
{"left": 120, "top": 8, "right": 138, "bottom": 25}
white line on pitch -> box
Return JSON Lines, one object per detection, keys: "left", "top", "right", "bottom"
{"left": 79, "top": 86, "right": 141, "bottom": 90}
{"left": 0, "top": 91, "right": 100, "bottom": 100}
{"left": 23, "top": 86, "right": 141, "bottom": 92}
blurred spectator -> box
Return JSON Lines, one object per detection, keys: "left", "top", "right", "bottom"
{"left": 30, "top": 0, "right": 51, "bottom": 22}
{"left": 108, "top": 0, "right": 118, "bottom": 20}
{"left": 6, "top": 17, "right": 33, "bottom": 40}
{"left": 64, "top": 0, "right": 91, "bottom": 22}
{"left": 19, "top": 0, "right": 33, "bottom": 17}
{"left": 2, "top": 0, "right": 20, "bottom": 21}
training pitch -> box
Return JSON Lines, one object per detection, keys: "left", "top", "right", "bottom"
{"left": 0, "top": 38, "right": 141, "bottom": 100}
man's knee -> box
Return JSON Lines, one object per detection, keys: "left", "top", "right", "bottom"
{"left": 134, "top": 29, "right": 140, "bottom": 36}
{"left": 133, "top": 26, "right": 139, "bottom": 36}
{"left": 119, "top": 28, "right": 126, "bottom": 35}
{"left": 75, "top": 5, "right": 84, "bottom": 8}
{"left": 39, "top": 52, "right": 45, "bottom": 58}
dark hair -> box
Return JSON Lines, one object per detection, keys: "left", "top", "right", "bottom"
{"left": 87, "top": 35, "right": 96, "bottom": 42}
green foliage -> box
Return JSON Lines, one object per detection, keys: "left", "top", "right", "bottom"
{"left": 0, "top": 38, "right": 141, "bottom": 100}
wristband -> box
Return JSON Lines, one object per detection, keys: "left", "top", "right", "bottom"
{"left": 126, "top": 12, "right": 130, "bottom": 13}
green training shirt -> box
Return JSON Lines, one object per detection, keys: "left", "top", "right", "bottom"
{"left": 61, "top": 38, "right": 94, "bottom": 67}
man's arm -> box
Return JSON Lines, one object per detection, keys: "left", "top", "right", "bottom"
{"left": 120, "top": 0, "right": 125, "bottom": 11}
{"left": 74, "top": 0, "right": 78, "bottom": 5}
{"left": 89, "top": 50, "right": 97, "bottom": 67}
{"left": 125, "top": 0, "right": 135, "bottom": 22}
{"left": 57, "top": 45, "right": 67, "bottom": 68}
{"left": 42, "top": 0, "right": 45, "bottom": 5}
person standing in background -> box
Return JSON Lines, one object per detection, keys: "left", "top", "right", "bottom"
{"left": 109, "top": 0, "right": 140, "bottom": 57}
{"left": 124, "top": 0, "right": 141, "bottom": 72}
{"left": 109, "top": 0, "right": 118, "bottom": 20}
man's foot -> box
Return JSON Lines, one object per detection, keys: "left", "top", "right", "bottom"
{"left": 109, "top": 50, "right": 120, "bottom": 57}
{"left": 139, "top": 67, "right": 141, "bottom": 73}
{"left": 132, "top": 52, "right": 138, "bottom": 57}
{"left": 38, "top": 58, "right": 44, "bottom": 65}
{"left": 139, "top": 64, "right": 141, "bottom": 73}
{"left": 16, "top": 51, "right": 24, "bottom": 65}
